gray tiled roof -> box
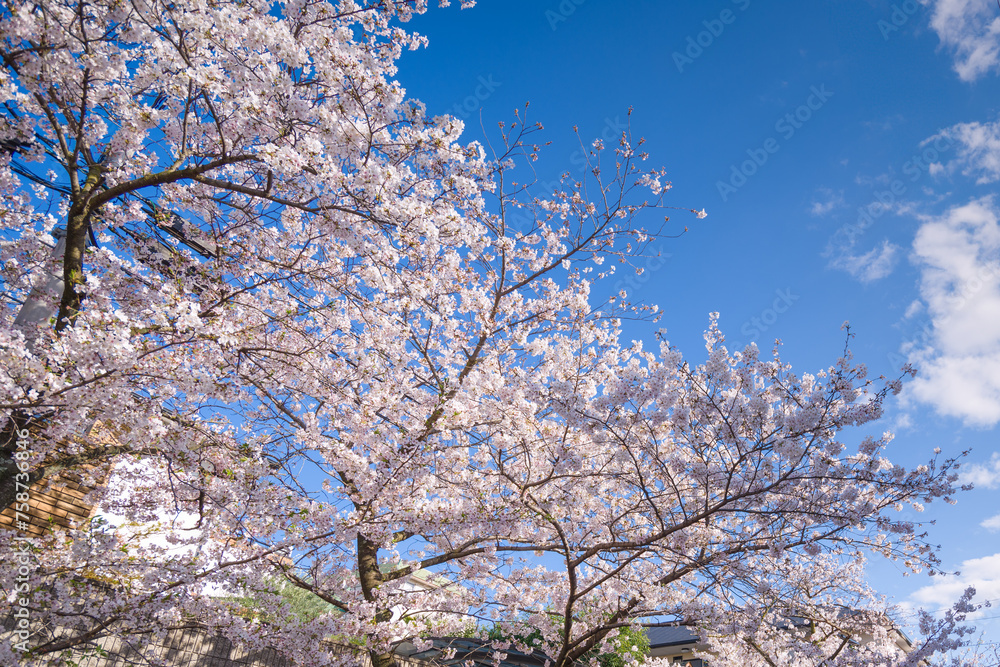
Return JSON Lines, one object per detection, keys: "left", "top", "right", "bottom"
{"left": 645, "top": 626, "right": 699, "bottom": 648}
{"left": 396, "top": 636, "right": 550, "bottom": 667}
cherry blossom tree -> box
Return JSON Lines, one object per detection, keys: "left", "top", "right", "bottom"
{"left": 0, "top": 0, "right": 982, "bottom": 666}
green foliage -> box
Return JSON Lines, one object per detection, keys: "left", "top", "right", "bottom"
{"left": 486, "top": 622, "right": 545, "bottom": 650}
{"left": 486, "top": 617, "right": 649, "bottom": 667}
{"left": 277, "top": 581, "right": 341, "bottom": 622}
{"left": 221, "top": 578, "right": 339, "bottom": 623}
{"left": 592, "top": 625, "right": 649, "bottom": 667}
{"left": 452, "top": 623, "right": 481, "bottom": 638}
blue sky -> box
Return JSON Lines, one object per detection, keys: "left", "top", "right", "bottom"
{"left": 395, "top": 0, "right": 1000, "bottom": 648}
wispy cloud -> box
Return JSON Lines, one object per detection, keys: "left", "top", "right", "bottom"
{"left": 926, "top": 118, "right": 1000, "bottom": 184}
{"left": 862, "top": 113, "right": 905, "bottom": 133}
{"left": 829, "top": 239, "right": 899, "bottom": 282}
{"left": 810, "top": 188, "right": 845, "bottom": 216}
{"left": 923, "top": 0, "right": 1000, "bottom": 82}
{"left": 902, "top": 197, "right": 1000, "bottom": 426}
{"left": 982, "top": 512, "right": 1000, "bottom": 531}
{"left": 959, "top": 451, "right": 1000, "bottom": 489}
{"left": 907, "top": 552, "right": 1000, "bottom": 621}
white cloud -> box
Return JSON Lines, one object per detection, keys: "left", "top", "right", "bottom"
{"left": 959, "top": 452, "right": 1000, "bottom": 489}
{"left": 862, "top": 114, "right": 905, "bottom": 133}
{"left": 893, "top": 412, "right": 914, "bottom": 431}
{"left": 811, "top": 202, "right": 835, "bottom": 216}
{"left": 982, "top": 513, "right": 1000, "bottom": 531}
{"left": 810, "top": 188, "right": 845, "bottom": 217}
{"left": 829, "top": 240, "right": 899, "bottom": 282}
{"left": 927, "top": 119, "right": 1000, "bottom": 184}
{"left": 923, "top": 0, "right": 1000, "bottom": 82}
{"left": 907, "top": 553, "right": 1000, "bottom": 621}
{"left": 904, "top": 299, "right": 924, "bottom": 319}
{"left": 902, "top": 197, "right": 1000, "bottom": 426}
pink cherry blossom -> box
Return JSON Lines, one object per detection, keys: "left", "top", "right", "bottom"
{"left": 0, "top": 1, "right": 984, "bottom": 666}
